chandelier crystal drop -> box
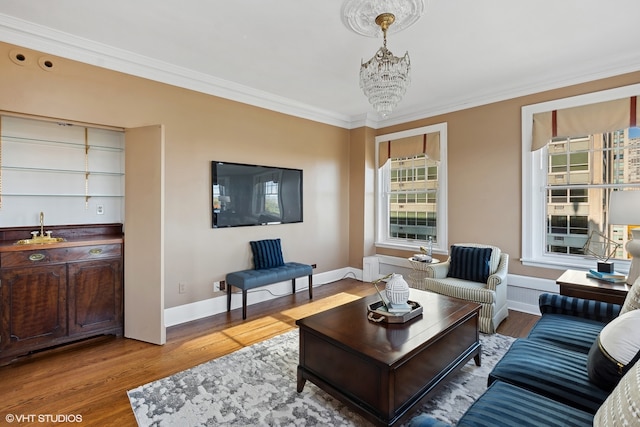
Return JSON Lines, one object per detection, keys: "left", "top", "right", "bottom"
{"left": 359, "top": 13, "right": 411, "bottom": 118}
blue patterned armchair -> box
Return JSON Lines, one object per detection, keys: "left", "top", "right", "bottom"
{"left": 409, "top": 243, "right": 509, "bottom": 334}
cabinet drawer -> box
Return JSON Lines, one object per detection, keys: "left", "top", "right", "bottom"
{"left": 50, "top": 244, "right": 122, "bottom": 263}
{"left": 0, "top": 244, "right": 122, "bottom": 267}
{"left": 1, "top": 249, "right": 55, "bottom": 268}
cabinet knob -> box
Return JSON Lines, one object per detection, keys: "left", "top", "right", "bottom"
{"left": 28, "top": 253, "right": 45, "bottom": 262}
{"left": 89, "top": 248, "right": 103, "bottom": 255}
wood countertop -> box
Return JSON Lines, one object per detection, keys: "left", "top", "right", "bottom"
{"left": 0, "top": 236, "right": 124, "bottom": 252}
{"left": 0, "top": 223, "right": 124, "bottom": 253}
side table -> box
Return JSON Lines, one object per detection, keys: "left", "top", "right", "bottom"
{"left": 556, "top": 269, "right": 630, "bottom": 305}
{"left": 407, "top": 257, "right": 440, "bottom": 288}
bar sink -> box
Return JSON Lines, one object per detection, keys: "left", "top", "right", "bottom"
{"left": 14, "top": 211, "right": 66, "bottom": 245}
{"left": 15, "top": 236, "right": 66, "bottom": 245}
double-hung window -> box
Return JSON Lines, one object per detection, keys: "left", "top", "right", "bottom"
{"left": 522, "top": 84, "right": 640, "bottom": 271}
{"left": 375, "top": 123, "right": 448, "bottom": 252}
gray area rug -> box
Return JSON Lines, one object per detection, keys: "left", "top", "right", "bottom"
{"left": 128, "top": 329, "right": 515, "bottom": 426}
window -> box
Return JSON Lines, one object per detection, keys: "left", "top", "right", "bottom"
{"left": 522, "top": 84, "right": 640, "bottom": 271}
{"left": 375, "top": 123, "right": 448, "bottom": 252}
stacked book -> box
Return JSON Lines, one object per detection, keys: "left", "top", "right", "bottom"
{"left": 586, "top": 269, "right": 627, "bottom": 283}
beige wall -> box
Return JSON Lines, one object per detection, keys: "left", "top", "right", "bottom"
{"left": 3, "top": 40, "right": 640, "bottom": 308}
{"left": 375, "top": 71, "right": 640, "bottom": 280}
{"left": 0, "top": 42, "right": 350, "bottom": 309}
{"left": 348, "top": 126, "right": 377, "bottom": 268}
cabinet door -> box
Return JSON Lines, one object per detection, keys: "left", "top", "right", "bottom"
{"left": 67, "top": 259, "right": 123, "bottom": 336}
{"left": 0, "top": 265, "right": 68, "bottom": 352}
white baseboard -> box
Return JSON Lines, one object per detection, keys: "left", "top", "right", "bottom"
{"left": 508, "top": 273, "right": 559, "bottom": 293}
{"left": 164, "top": 267, "right": 360, "bottom": 327}
{"left": 165, "top": 262, "right": 558, "bottom": 327}
{"left": 507, "top": 300, "right": 540, "bottom": 316}
{"left": 506, "top": 273, "right": 558, "bottom": 316}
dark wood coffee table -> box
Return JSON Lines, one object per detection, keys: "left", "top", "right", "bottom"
{"left": 296, "top": 288, "right": 481, "bottom": 426}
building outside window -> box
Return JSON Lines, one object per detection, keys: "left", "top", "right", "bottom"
{"left": 388, "top": 155, "right": 438, "bottom": 241}
{"left": 545, "top": 131, "right": 640, "bottom": 259}
{"left": 375, "top": 123, "right": 448, "bottom": 253}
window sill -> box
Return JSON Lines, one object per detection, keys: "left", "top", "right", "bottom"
{"left": 375, "top": 241, "right": 447, "bottom": 256}
{"left": 521, "top": 256, "right": 630, "bottom": 274}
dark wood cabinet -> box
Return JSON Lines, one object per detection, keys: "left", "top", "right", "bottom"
{"left": 0, "top": 264, "right": 68, "bottom": 354}
{"left": 0, "top": 224, "right": 123, "bottom": 365}
{"left": 68, "top": 258, "right": 123, "bottom": 336}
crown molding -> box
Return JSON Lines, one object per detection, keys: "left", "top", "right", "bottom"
{"left": 0, "top": 13, "right": 355, "bottom": 129}
{"left": 378, "top": 53, "right": 640, "bottom": 128}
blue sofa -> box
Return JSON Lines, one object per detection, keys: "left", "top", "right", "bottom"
{"left": 410, "top": 292, "right": 640, "bottom": 427}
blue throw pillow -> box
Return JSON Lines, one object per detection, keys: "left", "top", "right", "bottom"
{"left": 250, "top": 239, "right": 285, "bottom": 270}
{"left": 447, "top": 245, "right": 492, "bottom": 282}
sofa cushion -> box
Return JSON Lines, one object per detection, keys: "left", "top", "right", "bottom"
{"left": 423, "top": 277, "right": 496, "bottom": 304}
{"left": 456, "top": 381, "right": 593, "bottom": 427}
{"left": 527, "top": 313, "right": 606, "bottom": 354}
{"left": 250, "top": 239, "right": 285, "bottom": 270}
{"left": 447, "top": 245, "right": 492, "bottom": 282}
{"left": 488, "top": 339, "right": 610, "bottom": 413}
{"left": 408, "top": 414, "right": 450, "bottom": 427}
{"left": 226, "top": 262, "right": 312, "bottom": 290}
{"left": 620, "top": 276, "right": 640, "bottom": 315}
{"left": 587, "top": 309, "right": 640, "bottom": 391}
{"left": 593, "top": 360, "right": 640, "bottom": 426}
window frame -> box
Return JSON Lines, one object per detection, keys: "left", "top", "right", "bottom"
{"left": 375, "top": 122, "right": 448, "bottom": 253}
{"left": 521, "top": 83, "right": 640, "bottom": 272}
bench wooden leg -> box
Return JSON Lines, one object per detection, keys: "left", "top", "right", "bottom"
{"left": 228, "top": 285, "right": 248, "bottom": 320}
{"left": 242, "top": 290, "right": 248, "bottom": 320}
{"left": 308, "top": 274, "right": 313, "bottom": 299}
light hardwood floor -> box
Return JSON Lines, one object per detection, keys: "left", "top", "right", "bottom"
{"left": 0, "top": 279, "right": 540, "bottom": 426}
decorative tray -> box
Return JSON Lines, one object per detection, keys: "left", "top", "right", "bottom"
{"left": 408, "top": 258, "right": 440, "bottom": 271}
{"left": 367, "top": 300, "right": 423, "bottom": 324}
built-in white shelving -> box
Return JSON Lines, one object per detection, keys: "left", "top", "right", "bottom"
{"left": 0, "top": 115, "right": 125, "bottom": 227}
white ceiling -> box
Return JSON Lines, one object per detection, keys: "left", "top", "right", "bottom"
{"left": 1, "top": 0, "right": 640, "bottom": 129}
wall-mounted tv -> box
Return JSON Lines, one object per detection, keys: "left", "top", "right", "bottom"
{"left": 211, "top": 161, "right": 303, "bottom": 228}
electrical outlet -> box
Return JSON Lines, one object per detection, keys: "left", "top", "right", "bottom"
{"left": 179, "top": 282, "right": 186, "bottom": 294}
{"left": 311, "top": 263, "right": 317, "bottom": 269}
{"left": 213, "top": 281, "right": 220, "bottom": 292}
{"left": 220, "top": 280, "right": 226, "bottom": 291}
{"left": 96, "top": 205, "right": 104, "bottom": 215}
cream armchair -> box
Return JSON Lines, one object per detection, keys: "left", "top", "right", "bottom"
{"left": 409, "top": 243, "right": 509, "bottom": 334}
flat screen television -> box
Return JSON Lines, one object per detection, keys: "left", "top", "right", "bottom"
{"left": 211, "top": 161, "right": 303, "bottom": 228}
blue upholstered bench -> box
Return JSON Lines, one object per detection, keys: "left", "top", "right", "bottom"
{"left": 226, "top": 239, "right": 313, "bottom": 320}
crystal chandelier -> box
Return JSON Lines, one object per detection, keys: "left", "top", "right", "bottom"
{"left": 359, "top": 13, "right": 410, "bottom": 118}
{"left": 342, "top": 0, "right": 424, "bottom": 118}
